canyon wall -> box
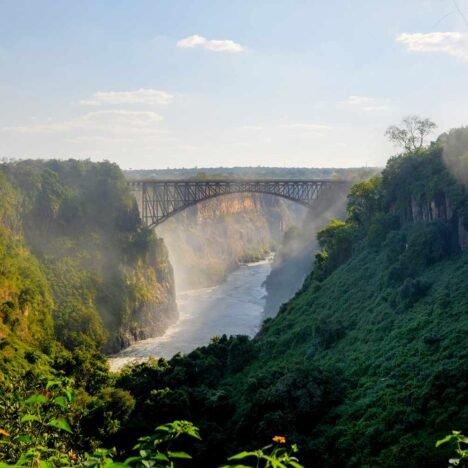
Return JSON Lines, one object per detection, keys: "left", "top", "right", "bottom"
{"left": 0, "top": 160, "right": 177, "bottom": 353}
{"left": 158, "top": 194, "right": 304, "bottom": 290}
{"left": 263, "top": 187, "right": 349, "bottom": 317}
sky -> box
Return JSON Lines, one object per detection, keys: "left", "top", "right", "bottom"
{"left": 0, "top": 0, "right": 467, "bottom": 169}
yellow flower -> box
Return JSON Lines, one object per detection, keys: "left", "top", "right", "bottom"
{"left": 272, "top": 435, "right": 286, "bottom": 444}
{"left": 0, "top": 428, "right": 10, "bottom": 437}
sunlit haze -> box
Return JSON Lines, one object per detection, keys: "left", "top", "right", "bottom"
{"left": 1, "top": 0, "right": 467, "bottom": 168}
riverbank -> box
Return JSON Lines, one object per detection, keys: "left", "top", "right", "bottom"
{"left": 109, "top": 257, "right": 273, "bottom": 371}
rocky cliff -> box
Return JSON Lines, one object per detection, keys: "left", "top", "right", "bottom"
{"left": 0, "top": 160, "right": 177, "bottom": 353}
{"left": 117, "top": 238, "right": 177, "bottom": 350}
{"left": 383, "top": 128, "right": 468, "bottom": 252}
{"left": 404, "top": 192, "right": 468, "bottom": 251}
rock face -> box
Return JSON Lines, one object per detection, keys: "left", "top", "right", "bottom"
{"left": 459, "top": 216, "right": 468, "bottom": 250}
{"left": 406, "top": 192, "right": 467, "bottom": 251}
{"left": 117, "top": 238, "right": 177, "bottom": 351}
{"left": 158, "top": 194, "right": 303, "bottom": 290}
{"left": 409, "top": 192, "right": 452, "bottom": 223}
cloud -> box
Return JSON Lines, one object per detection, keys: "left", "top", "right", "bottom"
{"left": 80, "top": 88, "right": 174, "bottom": 106}
{"left": 341, "top": 95, "right": 390, "bottom": 112}
{"left": 3, "top": 110, "right": 165, "bottom": 137}
{"left": 177, "top": 34, "right": 243, "bottom": 52}
{"left": 343, "top": 96, "right": 375, "bottom": 106}
{"left": 1, "top": 110, "right": 175, "bottom": 161}
{"left": 396, "top": 32, "right": 468, "bottom": 61}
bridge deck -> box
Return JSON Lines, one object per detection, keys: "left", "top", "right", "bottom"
{"left": 128, "top": 178, "right": 349, "bottom": 228}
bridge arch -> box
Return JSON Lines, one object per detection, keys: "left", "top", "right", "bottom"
{"left": 128, "top": 179, "right": 349, "bottom": 228}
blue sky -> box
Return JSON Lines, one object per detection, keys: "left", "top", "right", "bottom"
{"left": 1, "top": 0, "right": 467, "bottom": 169}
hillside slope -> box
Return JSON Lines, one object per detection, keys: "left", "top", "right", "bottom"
{"left": 113, "top": 128, "right": 468, "bottom": 467}
{"left": 230, "top": 129, "right": 468, "bottom": 466}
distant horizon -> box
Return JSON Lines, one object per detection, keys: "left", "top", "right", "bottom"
{"left": 124, "top": 164, "right": 382, "bottom": 171}
{"left": 1, "top": 156, "right": 383, "bottom": 171}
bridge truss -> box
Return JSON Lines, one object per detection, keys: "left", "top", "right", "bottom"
{"left": 128, "top": 179, "right": 348, "bottom": 228}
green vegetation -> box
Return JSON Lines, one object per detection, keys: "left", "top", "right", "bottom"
{"left": 1, "top": 128, "right": 468, "bottom": 466}
{"left": 0, "top": 159, "right": 176, "bottom": 354}
{"left": 0, "top": 160, "right": 179, "bottom": 464}
{"left": 105, "top": 131, "right": 467, "bottom": 466}
{"left": 436, "top": 431, "right": 468, "bottom": 467}
{"left": 0, "top": 378, "right": 304, "bottom": 467}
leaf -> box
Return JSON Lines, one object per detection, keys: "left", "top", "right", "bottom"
{"left": 123, "top": 456, "right": 142, "bottom": 464}
{"left": 228, "top": 451, "right": 258, "bottom": 460}
{"left": 17, "top": 452, "right": 32, "bottom": 465}
{"left": 24, "top": 394, "right": 47, "bottom": 405}
{"left": 48, "top": 418, "right": 73, "bottom": 433}
{"left": 168, "top": 451, "right": 192, "bottom": 459}
{"left": 154, "top": 424, "right": 170, "bottom": 433}
{"left": 46, "top": 380, "right": 62, "bottom": 390}
{"left": 153, "top": 452, "right": 170, "bottom": 461}
{"left": 64, "top": 389, "right": 73, "bottom": 402}
{"left": 38, "top": 460, "right": 53, "bottom": 468}
{"left": 53, "top": 396, "right": 68, "bottom": 409}
{"left": 20, "top": 414, "right": 41, "bottom": 424}
{"left": 14, "top": 435, "right": 34, "bottom": 444}
{"left": 220, "top": 465, "right": 255, "bottom": 468}
{"left": 436, "top": 435, "right": 455, "bottom": 447}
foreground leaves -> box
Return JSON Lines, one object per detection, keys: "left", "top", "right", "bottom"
{"left": 436, "top": 431, "right": 468, "bottom": 467}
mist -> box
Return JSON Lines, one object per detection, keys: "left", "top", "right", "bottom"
{"left": 263, "top": 186, "right": 349, "bottom": 317}
{"left": 440, "top": 126, "right": 468, "bottom": 187}
{"left": 157, "top": 193, "right": 303, "bottom": 293}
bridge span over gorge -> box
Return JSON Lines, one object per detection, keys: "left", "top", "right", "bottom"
{"left": 128, "top": 178, "right": 350, "bottom": 228}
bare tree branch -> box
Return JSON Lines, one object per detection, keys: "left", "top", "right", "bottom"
{"left": 385, "top": 116, "right": 436, "bottom": 152}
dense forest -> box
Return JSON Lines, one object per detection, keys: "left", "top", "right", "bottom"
{"left": 0, "top": 159, "right": 177, "bottom": 354}
{"left": 1, "top": 128, "right": 468, "bottom": 467}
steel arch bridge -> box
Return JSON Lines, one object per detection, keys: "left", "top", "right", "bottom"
{"left": 128, "top": 179, "right": 349, "bottom": 228}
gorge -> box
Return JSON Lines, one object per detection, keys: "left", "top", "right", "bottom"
{"left": 4, "top": 3, "right": 468, "bottom": 466}
{"left": 1, "top": 128, "right": 467, "bottom": 467}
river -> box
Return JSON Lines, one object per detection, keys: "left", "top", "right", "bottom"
{"left": 109, "top": 257, "right": 272, "bottom": 371}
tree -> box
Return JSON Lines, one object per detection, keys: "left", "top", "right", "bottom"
{"left": 346, "top": 177, "right": 382, "bottom": 227}
{"left": 385, "top": 115, "right": 436, "bottom": 152}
